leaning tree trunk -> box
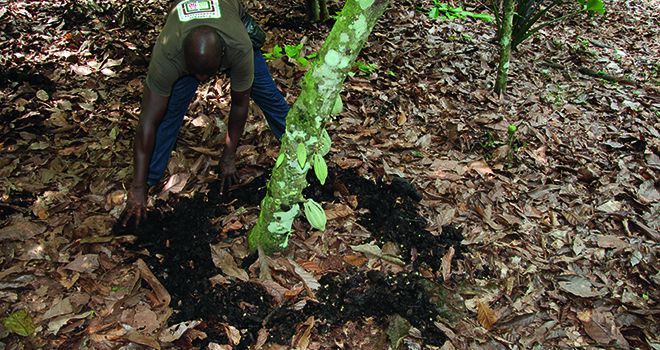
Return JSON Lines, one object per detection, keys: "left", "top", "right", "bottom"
{"left": 248, "top": 0, "right": 390, "bottom": 253}
{"left": 494, "top": 0, "right": 515, "bottom": 95}
{"left": 306, "top": 0, "right": 330, "bottom": 22}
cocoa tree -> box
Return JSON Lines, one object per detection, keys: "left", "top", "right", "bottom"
{"left": 492, "top": 0, "right": 605, "bottom": 94}
{"left": 248, "top": 0, "right": 390, "bottom": 253}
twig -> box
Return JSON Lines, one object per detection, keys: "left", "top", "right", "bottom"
{"left": 539, "top": 61, "right": 637, "bottom": 86}
{"left": 578, "top": 67, "right": 635, "bottom": 85}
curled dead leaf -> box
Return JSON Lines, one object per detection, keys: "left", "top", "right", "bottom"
{"left": 210, "top": 244, "right": 249, "bottom": 281}
{"left": 137, "top": 259, "right": 171, "bottom": 306}
{"left": 468, "top": 160, "right": 493, "bottom": 177}
{"left": 441, "top": 246, "right": 455, "bottom": 282}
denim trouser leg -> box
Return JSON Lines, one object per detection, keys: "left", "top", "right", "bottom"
{"left": 147, "top": 76, "right": 199, "bottom": 186}
{"left": 251, "top": 50, "right": 289, "bottom": 139}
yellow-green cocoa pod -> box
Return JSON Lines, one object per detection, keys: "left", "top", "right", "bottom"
{"left": 303, "top": 199, "right": 326, "bottom": 231}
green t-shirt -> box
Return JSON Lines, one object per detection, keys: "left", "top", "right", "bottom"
{"left": 146, "top": 0, "right": 253, "bottom": 96}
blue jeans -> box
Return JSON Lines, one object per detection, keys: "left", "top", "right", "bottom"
{"left": 147, "top": 50, "right": 289, "bottom": 185}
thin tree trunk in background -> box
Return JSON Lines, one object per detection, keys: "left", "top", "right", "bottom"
{"left": 249, "top": 0, "right": 390, "bottom": 253}
{"left": 307, "top": 0, "right": 330, "bottom": 21}
{"left": 494, "top": 0, "right": 515, "bottom": 95}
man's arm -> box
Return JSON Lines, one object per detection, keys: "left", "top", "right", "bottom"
{"left": 133, "top": 86, "right": 169, "bottom": 188}
{"left": 120, "top": 86, "right": 168, "bottom": 226}
{"left": 219, "top": 88, "right": 251, "bottom": 194}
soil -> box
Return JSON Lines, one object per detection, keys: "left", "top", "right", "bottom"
{"left": 337, "top": 170, "right": 464, "bottom": 271}
{"left": 117, "top": 169, "right": 460, "bottom": 348}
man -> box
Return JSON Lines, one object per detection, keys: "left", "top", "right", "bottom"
{"left": 120, "top": 0, "right": 289, "bottom": 226}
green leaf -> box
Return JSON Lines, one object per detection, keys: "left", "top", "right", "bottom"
{"left": 313, "top": 154, "right": 328, "bottom": 185}
{"left": 285, "top": 43, "right": 303, "bottom": 58}
{"left": 273, "top": 45, "right": 283, "bottom": 57}
{"left": 319, "top": 129, "right": 331, "bottom": 156}
{"left": 2, "top": 309, "right": 35, "bottom": 337}
{"left": 275, "top": 153, "right": 285, "bottom": 168}
{"left": 429, "top": 7, "right": 439, "bottom": 19}
{"left": 507, "top": 124, "right": 518, "bottom": 135}
{"left": 263, "top": 45, "right": 283, "bottom": 60}
{"left": 296, "top": 56, "right": 309, "bottom": 66}
{"left": 467, "top": 12, "right": 494, "bottom": 22}
{"left": 296, "top": 143, "right": 307, "bottom": 168}
{"left": 109, "top": 126, "right": 119, "bottom": 140}
{"left": 303, "top": 199, "right": 326, "bottom": 231}
{"left": 331, "top": 95, "right": 343, "bottom": 115}
{"left": 585, "top": 0, "right": 605, "bottom": 14}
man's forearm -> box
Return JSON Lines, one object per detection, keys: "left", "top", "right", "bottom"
{"left": 132, "top": 122, "right": 157, "bottom": 188}
{"left": 224, "top": 96, "right": 250, "bottom": 156}
{"left": 131, "top": 86, "right": 169, "bottom": 188}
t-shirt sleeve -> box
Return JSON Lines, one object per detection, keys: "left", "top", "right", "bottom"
{"left": 146, "top": 55, "right": 178, "bottom": 97}
{"left": 229, "top": 47, "right": 254, "bottom": 92}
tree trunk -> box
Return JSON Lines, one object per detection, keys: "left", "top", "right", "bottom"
{"left": 248, "top": 0, "right": 390, "bottom": 253}
{"left": 494, "top": 0, "right": 515, "bottom": 95}
{"left": 306, "top": 0, "right": 330, "bottom": 22}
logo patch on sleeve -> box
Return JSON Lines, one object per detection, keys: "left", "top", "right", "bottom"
{"left": 177, "top": 0, "right": 222, "bottom": 22}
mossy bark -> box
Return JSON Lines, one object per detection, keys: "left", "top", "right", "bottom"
{"left": 494, "top": 0, "right": 515, "bottom": 95}
{"left": 249, "top": 0, "right": 390, "bottom": 253}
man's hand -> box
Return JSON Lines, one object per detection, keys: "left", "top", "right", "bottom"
{"left": 120, "top": 185, "right": 148, "bottom": 227}
{"left": 219, "top": 151, "right": 239, "bottom": 196}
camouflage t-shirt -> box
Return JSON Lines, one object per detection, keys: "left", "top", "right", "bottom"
{"left": 146, "top": 0, "right": 253, "bottom": 96}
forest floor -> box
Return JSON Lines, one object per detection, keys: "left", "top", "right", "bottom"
{"left": 1, "top": 0, "right": 658, "bottom": 349}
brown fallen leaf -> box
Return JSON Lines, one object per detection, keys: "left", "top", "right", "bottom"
{"left": 343, "top": 254, "right": 368, "bottom": 267}
{"left": 558, "top": 276, "right": 601, "bottom": 298}
{"left": 254, "top": 328, "right": 269, "bottom": 350}
{"left": 64, "top": 254, "right": 100, "bottom": 274}
{"left": 133, "top": 305, "right": 161, "bottom": 334}
{"left": 397, "top": 111, "right": 407, "bottom": 126}
{"left": 595, "top": 235, "right": 628, "bottom": 249}
{"left": 41, "top": 298, "right": 74, "bottom": 321}
{"left": 253, "top": 279, "right": 288, "bottom": 304}
{"left": 159, "top": 320, "right": 201, "bottom": 343}
{"left": 162, "top": 173, "right": 190, "bottom": 194}
{"left": 476, "top": 300, "right": 497, "bottom": 330}
{"left": 0, "top": 218, "right": 46, "bottom": 242}
{"left": 125, "top": 331, "right": 161, "bottom": 349}
{"left": 297, "top": 260, "right": 323, "bottom": 274}
{"left": 325, "top": 203, "right": 354, "bottom": 221}
{"left": 222, "top": 323, "right": 241, "bottom": 346}
{"left": 221, "top": 220, "right": 243, "bottom": 234}
{"left": 137, "top": 259, "right": 171, "bottom": 306}
{"left": 468, "top": 160, "right": 494, "bottom": 177}
{"left": 289, "top": 259, "right": 320, "bottom": 292}
{"left": 209, "top": 244, "right": 249, "bottom": 281}
{"left": 292, "top": 316, "right": 315, "bottom": 350}
{"left": 441, "top": 246, "right": 455, "bottom": 282}
{"left": 577, "top": 309, "right": 629, "bottom": 348}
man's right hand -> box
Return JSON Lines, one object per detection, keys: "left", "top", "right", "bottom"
{"left": 120, "top": 185, "right": 149, "bottom": 227}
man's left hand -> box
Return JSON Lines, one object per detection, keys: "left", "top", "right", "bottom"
{"left": 219, "top": 151, "right": 239, "bottom": 196}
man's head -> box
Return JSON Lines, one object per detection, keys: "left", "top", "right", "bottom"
{"left": 183, "top": 26, "right": 224, "bottom": 82}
